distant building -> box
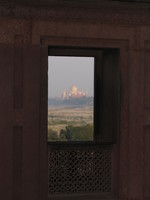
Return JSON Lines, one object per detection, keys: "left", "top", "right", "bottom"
{"left": 62, "top": 85, "right": 88, "bottom": 100}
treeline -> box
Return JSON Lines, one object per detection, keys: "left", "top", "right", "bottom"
{"left": 48, "top": 124, "right": 93, "bottom": 141}
{"left": 48, "top": 96, "right": 93, "bottom": 107}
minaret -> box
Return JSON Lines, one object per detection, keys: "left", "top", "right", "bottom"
{"left": 62, "top": 90, "right": 67, "bottom": 100}
{"left": 85, "top": 90, "right": 88, "bottom": 97}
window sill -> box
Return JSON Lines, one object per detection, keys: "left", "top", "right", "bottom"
{"left": 48, "top": 193, "right": 117, "bottom": 200}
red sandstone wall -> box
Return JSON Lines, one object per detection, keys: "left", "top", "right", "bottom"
{"left": 0, "top": 2, "right": 150, "bottom": 200}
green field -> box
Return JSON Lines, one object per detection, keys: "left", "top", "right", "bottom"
{"left": 48, "top": 105, "right": 93, "bottom": 141}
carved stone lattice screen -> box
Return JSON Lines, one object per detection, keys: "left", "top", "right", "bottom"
{"left": 48, "top": 144, "right": 112, "bottom": 195}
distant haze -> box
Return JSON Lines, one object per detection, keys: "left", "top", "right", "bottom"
{"left": 48, "top": 56, "right": 94, "bottom": 98}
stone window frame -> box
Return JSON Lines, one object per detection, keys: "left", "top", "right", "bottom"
{"left": 48, "top": 46, "right": 120, "bottom": 144}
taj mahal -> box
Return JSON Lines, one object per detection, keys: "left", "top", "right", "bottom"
{"left": 61, "top": 85, "right": 88, "bottom": 100}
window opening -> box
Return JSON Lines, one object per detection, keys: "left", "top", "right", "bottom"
{"left": 47, "top": 47, "right": 120, "bottom": 199}
{"left": 48, "top": 56, "right": 94, "bottom": 141}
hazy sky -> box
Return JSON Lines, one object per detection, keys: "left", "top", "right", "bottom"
{"left": 48, "top": 56, "right": 94, "bottom": 98}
